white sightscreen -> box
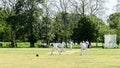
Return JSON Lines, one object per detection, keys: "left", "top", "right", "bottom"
{"left": 104, "top": 34, "right": 117, "bottom": 48}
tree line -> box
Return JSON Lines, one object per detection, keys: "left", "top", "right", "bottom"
{"left": 0, "top": 0, "right": 119, "bottom": 47}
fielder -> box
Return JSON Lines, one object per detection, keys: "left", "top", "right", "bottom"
{"left": 60, "top": 41, "right": 66, "bottom": 53}
{"left": 51, "top": 43, "right": 61, "bottom": 55}
{"left": 70, "top": 41, "right": 73, "bottom": 50}
{"left": 80, "top": 41, "right": 88, "bottom": 56}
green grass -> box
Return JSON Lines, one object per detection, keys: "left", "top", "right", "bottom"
{"left": 0, "top": 48, "right": 120, "bottom": 68}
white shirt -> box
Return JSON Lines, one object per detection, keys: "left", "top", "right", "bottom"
{"left": 86, "top": 41, "right": 89, "bottom": 46}
{"left": 81, "top": 42, "right": 87, "bottom": 49}
{"left": 53, "top": 43, "right": 58, "bottom": 48}
{"left": 61, "top": 42, "right": 65, "bottom": 47}
{"left": 70, "top": 41, "right": 73, "bottom": 45}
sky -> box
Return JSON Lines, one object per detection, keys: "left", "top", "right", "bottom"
{"left": 105, "top": 0, "right": 117, "bottom": 16}
{"left": 0, "top": 1, "right": 2, "bottom": 7}
{"left": 101, "top": 0, "right": 117, "bottom": 24}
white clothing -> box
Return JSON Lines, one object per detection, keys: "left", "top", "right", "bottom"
{"left": 81, "top": 42, "right": 87, "bottom": 49}
{"left": 86, "top": 41, "right": 89, "bottom": 47}
{"left": 53, "top": 43, "right": 58, "bottom": 48}
{"left": 61, "top": 42, "right": 66, "bottom": 47}
{"left": 51, "top": 43, "right": 61, "bottom": 55}
{"left": 80, "top": 42, "right": 88, "bottom": 56}
{"left": 60, "top": 42, "right": 66, "bottom": 53}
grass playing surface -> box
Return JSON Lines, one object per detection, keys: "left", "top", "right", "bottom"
{"left": 0, "top": 48, "right": 120, "bottom": 68}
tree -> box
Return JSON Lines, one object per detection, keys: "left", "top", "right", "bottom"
{"left": 1, "top": 0, "right": 44, "bottom": 47}
{"left": 59, "top": 0, "right": 69, "bottom": 46}
{"left": 53, "top": 12, "right": 75, "bottom": 42}
{"left": 14, "top": 0, "right": 44, "bottom": 47}
{"left": 52, "top": 0, "right": 72, "bottom": 47}
{"left": 108, "top": 12, "right": 120, "bottom": 29}
{"left": 0, "top": 7, "right": 12, "bottom": 42}
{"left": 72, "top": 15, "right": 104, "bottom": 44}
{"left": 0, "top": 8, "right": 6, "bottom": 41}
{"left": 108, "top": 12, "right": 120, "bottom": 43}
{"left": 96, "top": 19, "right": 108, "bottom": 43}
{"left": 1, "top": 0, "right": 18, "bottom": 47}
{"left": 70, "top": 0, "right": 105, "bottom": 16}
{"left": 41, "top": 0, "right": 55, "bottom": 45}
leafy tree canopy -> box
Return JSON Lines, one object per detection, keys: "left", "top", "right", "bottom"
{"left": 72, "top": 15, "right": 104, "bottom": 43}
{"left": 108, "top": 12, "right": 120, "bottom": 29}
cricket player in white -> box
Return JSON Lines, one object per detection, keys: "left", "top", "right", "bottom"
{"left": 51, "top": 43, "right": 61, "bottom": 55}
{"left": 60, "top": 41, "right": 66, "bottom": 53}
{"left": 80, "top": 41, "right": 88, "bottom": 56}
{"left": 86, "top": 40, "right": 89, "bottom": 48}
{"left": 70, "top": 41, "right": 73, "bottom": 50}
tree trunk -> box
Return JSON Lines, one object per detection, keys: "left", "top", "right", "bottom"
{"left": 63, "top": 13, "right": 68, "bottom": 48}
{"left": 30, "top": 42, "right": 34, "bottom": 48}
{"left": 11, "top": 30, "right": 16, "bottom": 47}
{"left": 88, "top": 42, "right": 91, "bottom": 48}
{"left": 96, "top": 42, "right": 98, "bottom": 47}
